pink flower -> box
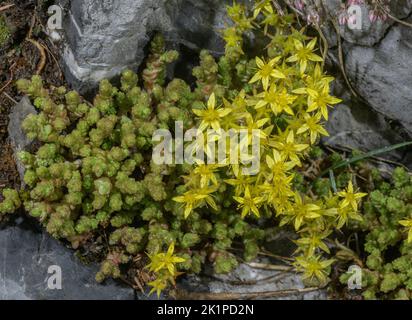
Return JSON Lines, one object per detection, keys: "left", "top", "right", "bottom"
{"left": 379, "top": 12, "right": 388, "bottom": 22}
{"left": 347, "top": 0, "right": 364, "bottom": 5}
{"left": 338, "top": 11, "right": 348, "bottom": 25}
{"left": 368, "top": 5, "right": 389, "bottom": 23}
{"left": 369, "top": 10, "right": 378, "bottom": 23}
{"left": 307, "top": 10, "right": 320, "bottom": 25}
{"left": 293, "top": 0, "right": 305, "bottom": 11}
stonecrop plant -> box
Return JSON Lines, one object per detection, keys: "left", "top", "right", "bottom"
{"left": 0, "top": 1, "right": 369, "bottom": 296}
{"left": 340, "top": 168, "right": 412, "bottom": 300}
{"left": 172, "top": 0, "right": 367, "bottom": 288}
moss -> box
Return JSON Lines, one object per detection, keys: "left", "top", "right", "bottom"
{"left": 0, "top": 16, "right": 11, "bottom": 47}
{"left": 341, "top": 167, "right": 412, "bottom": 299}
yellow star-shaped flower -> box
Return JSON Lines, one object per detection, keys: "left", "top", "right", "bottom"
{"left": 192, "top": 93, "right": 232, "bottom": 132}
{"left": 233, "top": 186, "right": 265, "bottom": 218}
{"left": 249, "top": 56, "right": 285, "bottom": 90}
{"left": 337, "top": 180, "right": 367, "bottom": 211}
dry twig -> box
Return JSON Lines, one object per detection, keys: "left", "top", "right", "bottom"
{"left": 258, "top": 250, "right": 295, "bottom": 262}
{"left": 247, "top": 262, "right": 293, "bottom": 272}
{"left": 314, "top": 25, "right": 328, "bottom": 68}
{"left": 25, "top": 13, "right": 47, "bottom": 75}
{"left": 0, "top": 62, "right": 16, "bottom": 93}
{"left": 2, "top": 91, "right": 18, "bottom": 104}
{"left": 175, "top": 286, "right": 323, "bottom": 300}
{"left": 377, "top": 0, "right": 412, "bottom": 29}
{"left": 26, "top": 38, "right": 47, "bottom": 75}
{"left": 330, "top": 20, "right": 359, "bottom": 98}
{"left": 0, "top": 4, "right": 14, "bottom": 12}
{"left": 42, "top": 42, "right": 63, "bottom": 79}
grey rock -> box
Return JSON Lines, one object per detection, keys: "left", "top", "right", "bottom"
{"left": 0, "top": 219, "right": 134, "bottom": 300}
{"left": 324, "top": 77, "right": 411, "bottom": 167}
{"left": 60, "top": 0, "right": 252, "bottom": 93}
{"left": 321, "top": 0, "right": 392, "bottom": 46}
{"left": 343, "top": 22, "right": 412, "bottom": 135}
{"left": 325, "top": 104, "right": 399, "bottom": 156}
{"left": 321, "top": 0, "right": 412, "bottom": 46}
{"left": 8, "top": 96, "right": 37, "bottom": 183}
{"left": 321, "top": 0, "right": 412, "bottom": 137}
{"left": 179, "top": 261, "right": 327, "bottom": 300}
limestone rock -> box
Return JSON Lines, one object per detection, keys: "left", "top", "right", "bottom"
{"left": 323, "top": 0, "right": 412, "bottom": 136}
{"left": 0, "top": 218, "right": 134, "bottom": 300}
{"left": 8, "top": 96, "right": 37, "bottom": 183}
{"left": 60, "top": 0, "right": 252, "bottom": 93}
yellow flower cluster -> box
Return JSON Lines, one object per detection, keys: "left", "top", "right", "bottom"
{"left": 146, "top": 243, "right": 186, "bottom": 297}
{"left": 170, "top": 0, "right": 368, "bottom": 286}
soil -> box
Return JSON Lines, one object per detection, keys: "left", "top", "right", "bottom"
{"left": 0, "top": 0, "right": 65, "bottom": 190}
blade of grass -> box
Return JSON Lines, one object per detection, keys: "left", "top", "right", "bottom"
{"left": 329, "top": 170, "right": 337, "bottom": 193}
{"left": 319, "top": 141, "right": 412, "bottom": 177}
